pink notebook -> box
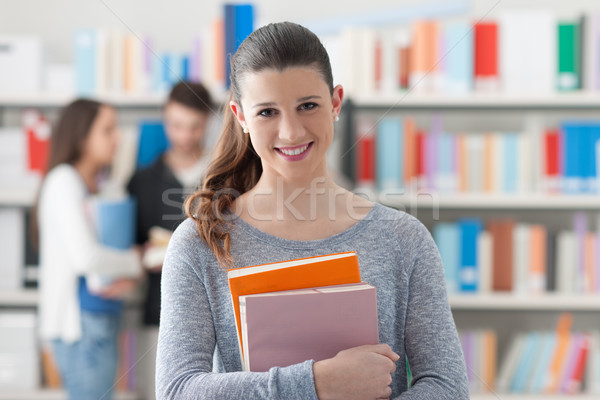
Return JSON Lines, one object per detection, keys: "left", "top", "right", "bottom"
{"left": 239, "top": 282, "right": 379, "bottom": 372}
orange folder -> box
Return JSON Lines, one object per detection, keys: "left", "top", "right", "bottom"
{"left": 227, "top": 251, "right": 361, "bottom": 360}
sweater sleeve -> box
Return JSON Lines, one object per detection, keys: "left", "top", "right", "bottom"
{"left": 156, "top": 224, "right": 319, "bottom": 400}
{"left": 42, "top": 166, "right": 142, "bottom": 277}
{"left": 396, "top": 220, "right": 470, "bottom": 399}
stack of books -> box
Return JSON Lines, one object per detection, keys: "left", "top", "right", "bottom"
{"left": 227, "top": 252, "right": 380, "bottom": 372}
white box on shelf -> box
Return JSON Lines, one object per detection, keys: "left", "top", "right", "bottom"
{"left": 0, "top": 311, "right": 39, "bottom": 390}
{"left": 0, "top": 36, "right": 43, "bottom": 94}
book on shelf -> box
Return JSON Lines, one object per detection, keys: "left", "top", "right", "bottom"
{"left": 434, "top": 212, "right": 600, "bottom": 296}
{"left": 459, "top": 329, "right": 497, "bottom": 394}
{"left": 224, "top": 3, "right": 254, "bottom": 89}
{"left": 473, "top": 22, "right": 499, "bottom": 92}
{"left": 557, "top": 20, "right": 582, "bottom": 91}
{"left": 227, "top": 251, "right": 362, "bottom": 363}
{"left": 239, "top": 282, "right": 379, "bottom": 372}
{"left": 0, "top": 35, "right": 43, "bottom": 94}
{"left": 353, "top": 114, "right": 600, "bottom": 196}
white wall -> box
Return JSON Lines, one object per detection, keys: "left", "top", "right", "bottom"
{"left": 2, "top": 0, "right": 598, "bottom": 64}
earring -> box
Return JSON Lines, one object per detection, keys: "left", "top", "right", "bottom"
{"left": 335, "top": 115, "right": 340, "bottom": 122}
{"left": 243, "top": 126, "right": 249, "bottom": 134}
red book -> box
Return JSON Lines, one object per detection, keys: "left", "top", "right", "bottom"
{"left": 355, "top": 118, "right": 376, "bottom": 188}
{"left": 489, "top": 219, "right": 515, "bottom": 291}
{"left": 544, "top": 128, "right": 561, "bottom": 193}
{"left": 416, "top": 130, "right": 426, "bottom": 189}
{"left": 474, "top": 22, "right": 499, "bottom": 91}
{"left": 239, "top": 282, "right": 379, "bottom": 372}
{"left": 566, "top": 333, "right": 590, "bottom": 394}
{"left": 23, "top": 110, "right": 51, "bottom": 173}
{"left": 374, "top": 37, "right": 383, "bottom": 91}
{"left": 399, "top": 46, "right": 410, "bottom": 89}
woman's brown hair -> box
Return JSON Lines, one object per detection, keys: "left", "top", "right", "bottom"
{"left": 184, "top": 21, "right": 334, "bottom": 269}
{"left": 31, "top": 98, "right": 105, "bottom": 248}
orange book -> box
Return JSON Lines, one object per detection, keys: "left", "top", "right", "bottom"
{"left": 529, "top": 225, "right": 547, "bottom": 293}
{"left": 546, "top": 312, "right": 573, "bottom": 393}
{"left": 482, "top": 330, "right": 497, "bottom": 392}
{"left": 409, "top": 20, "right": 438, "bottom": 91}
{"left": 41, "top": 345, "right": 62, "bottom": 388}
{"left": 404, "top": 117, "right": 416, "bottom": 190}
{"left": 227, "top": 252, "right": 361, "bottom": 360}
{"left": 585, "top": 233, "right": 596, "bottom": 293}
{"left": 483, "top": 133, "right": 494, "bottom": 192}
{"left": 213, "top": 18, "right": 225, "bottom": 83}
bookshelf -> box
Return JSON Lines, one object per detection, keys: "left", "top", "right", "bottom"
{"left": 343, "top": 92, "right": 600, "bottom": 398}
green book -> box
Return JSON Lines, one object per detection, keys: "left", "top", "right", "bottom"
{"left": 557, "top": 22, "right": 581, "bottom": 90}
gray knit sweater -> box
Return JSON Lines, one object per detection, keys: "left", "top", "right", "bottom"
{"left": 156, "top": 203, "right": 469, "bottom": 399}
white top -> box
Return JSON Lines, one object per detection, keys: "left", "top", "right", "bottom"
{"left": 172, "top": 154, "right": 210, "bottom": 190}
{"left": 37, "top": 164, "right": 141, "bottom": 342}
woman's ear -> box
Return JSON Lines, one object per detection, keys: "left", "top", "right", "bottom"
{"left": 332, "top": 84, "right": 344, "bottom": 117}
{"left": 230, "top": 100, "right": 247, "bottom": 131}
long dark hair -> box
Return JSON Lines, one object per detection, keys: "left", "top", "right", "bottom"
{"left": 31, "top": 98, "right": 105, "bottom": 247}
{"left": 184, "top": 21, "right": 334, "bottom": 269}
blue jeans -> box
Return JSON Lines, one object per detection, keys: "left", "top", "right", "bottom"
{"left": 52, "top": 311, "right": 121, "bottom": 400}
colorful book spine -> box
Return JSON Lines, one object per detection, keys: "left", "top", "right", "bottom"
{"left": 557, "top": 21, "right": 581, "bottom": 91}
{"left": 376, "top": 117, "right": 403, "bottom": 191}
{"left": 458, "top": 219, "right": 482, "bottom": 292}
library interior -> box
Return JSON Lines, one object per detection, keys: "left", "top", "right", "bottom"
{"left": 1, "top": 0, "right": 600, "bottom": 399}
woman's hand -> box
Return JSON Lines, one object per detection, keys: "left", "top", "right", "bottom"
{"left": 313, "top": 344, "right": 400, "bottom": 400}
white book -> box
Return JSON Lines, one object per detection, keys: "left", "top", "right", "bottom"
{"left": 512, "top": 224, "right": 530, "bottom": 295}
{"left": 556, "top": 231, "right": 577, "bottom": 294}
{"left": 499, "top": 10, "right": 556, "bottom": 95}
{"left": 109, "top": 125, "right": 139, "bottom": 187}
{"left": 518, "top": 132, "right": 533, "bottom": 193}
{"left": 587, "top": 331, "right": 600, "bottom": 395}
{"left": 477, "top": 231, "right": 493, "bottom": 293}
{"left": 108, "top": 29, "right": 125, "bottom": 94}
{"left": 339, "top": 27, "right": 362, "bottom": 98}
{"left": 379, "top": 28, "right": 399, "bottom": 94}
{"left": 583, "top": 12, "right": 600, "bottom": 92}
{"left": 357, "top": 27, "right": 377, "bottom": 95}
{"left": 497, "top": 333, "right": 526, "bottom": 393}
{"left": 466, "top": 134, "right": 485, "bottom": 193}
{"left": 95, "top": 28, "right": 109, "bottom": 95}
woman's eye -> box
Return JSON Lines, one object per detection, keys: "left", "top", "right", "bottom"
{"left": 299, "top": 102, "right": 318, "bottom": 111}
{"left": 258, "top": 108, "right": 275, "bottom": 117}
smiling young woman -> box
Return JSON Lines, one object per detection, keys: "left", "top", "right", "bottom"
{"left": 156, "top": 22, "right": 469, "bottom": 400}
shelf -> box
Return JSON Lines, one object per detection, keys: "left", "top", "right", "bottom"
{"left": 375, "top": 192, "right": 600, "bottom": 210}
{"left": 351, "top": 91, "right": 600, "bottom": 110}
{"left": 471, "top": 395, "right": 599, "bottom": 400}
{"left": 0, "top": 92, "right": 165, "bottom": 108}
{"left": 0, "top": 289, "right": 143, "bottom": 308}
{"left": 0, "top": 389, "right": 140, "bottom": 400}
{"left": 0, "top": 289, "right": 38, "bottom": 306}
{"left": 0, "top": 188, "right": 38, "bottom": 207}
{"left": 449, "top": 293, "right": 600, "bottom": 311}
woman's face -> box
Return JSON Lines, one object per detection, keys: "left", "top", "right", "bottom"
{"left": 231, "top": 66, "right": 343, "bottom": 184}
{"left": 82, "top": 105, "right": 120, "bottom": 168}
